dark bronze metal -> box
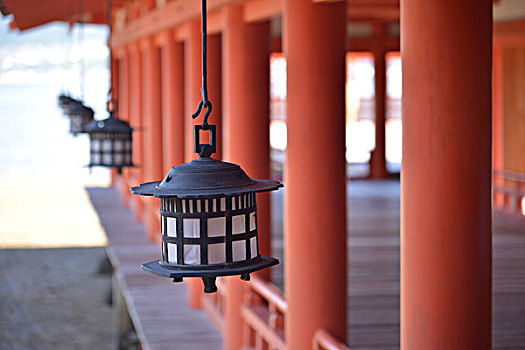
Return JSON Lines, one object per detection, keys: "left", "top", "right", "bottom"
{"left": 131, "top": 157, "right": 281, "bottom": 198}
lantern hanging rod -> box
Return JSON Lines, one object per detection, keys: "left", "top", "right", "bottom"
{"left": 105, "top": 0, "right": 111, "bottom": 28}
{"left": 191, "top": 0, "right": 213, "bottom": 129}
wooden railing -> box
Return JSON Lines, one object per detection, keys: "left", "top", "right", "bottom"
{"left": 493, "top": 169, "right": 525, "bottom": 218}
{"left": 201, "top": 277, "right": 227, "bottom": 335}
{"left": 201, "top": 277, "right": 352, "bottom": 350}
{"left": 241, "top": 276, "right": 287, "bottom": 350}
{"left": 312, "top": 330, "right": 351, "bottom": 350}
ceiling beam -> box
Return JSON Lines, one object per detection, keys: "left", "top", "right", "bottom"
{"left": 243, "top": 0, "right": 281, "bottom": 23}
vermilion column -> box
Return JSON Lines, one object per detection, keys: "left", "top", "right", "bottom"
{"left": 222, "top": 6, "right": 271, "bottom": 350}
{"left": 184, "top": 19, "right": 205, "bottom": 308}
{"left": 118, "top": 49, "right": 132, "bottom": 205}
{"left": 110, "top": 56, "right": 119, "bottom": 185}
{"left": 185, "top": 20, "right": 202, "bottom": 163}
{"left": 492, "top": 46, "right": 504, "bottom": 208}
{"left": 208, "top": 34, "right": 222, "bottom": 160}
{"left": 284, "top": 0, "right": 347, "bottom": 349}
{"left": 128, "top": 42, "right": 144, "bottom": 222}
{"left": 160, "top": 30, "right": 185, "bottom": 173}
{"left": 401, "top": 1, "right": 492, "bottom": 349}
{"left": 369, "top": 35, "right": 388, "bottom": 179}
{"left": 141, "top": 37, "right": 163, "bottom": 241}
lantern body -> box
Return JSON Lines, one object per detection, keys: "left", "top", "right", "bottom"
{"left": 160, "top": 194, "right": 259, "bottom": 267}
{"left": 67, "top": 103, "right": 94, "bottom": 135}
{"left": 132, "top": 157, "right": 282, "bottom": 292}
{"left": 87, "top": 115, "right": 133, "bottom": 171}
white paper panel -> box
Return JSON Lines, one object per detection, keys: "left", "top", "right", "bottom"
{"left": 102, "top": 154, "right": 112, "bottom": 165}
{"left": 208, "top": 243, "right": 226, "bottom": 264}
{"left": 167, "top": 243, "right": 177, "bottom": 263}
{"left": 207, "top": 217, "right": 226, "bottom": 237}
{"left": 102, "top": 139, "right": 112, "bottom": 152}
{"left": 114, "top": 154, "right": 123, "bottom": 164}
{"left": 114, "top": 140, "right": 123, "bottom": 151}
{"left": 232, "top": 240, "right": 246, "bottom": 262}
{"left": 91, "top": 139, "right": 100, "bottom": 151}
{"left": 232, "top": 215, "right": 245, "bottom": 235}
{"left": 250, "top": 237, "right": 257, "bottom": 258}
{"left": 183, "top": 219, "right": 200, "bottom": 238}
{"left": 184, "top": 245, "right": 201, "bottom": 265}
{"left": 250, "top": 212, "right": 256, "bottom": 231}
{"left": 166, "top": 217, "right": 177, "bottom": 237}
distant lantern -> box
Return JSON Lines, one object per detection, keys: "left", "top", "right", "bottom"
{"left": 66, "top": 101, "right": 94, "bottom": 136}
{"left": 86, "top": 110, "right": 133, "bottom": 174}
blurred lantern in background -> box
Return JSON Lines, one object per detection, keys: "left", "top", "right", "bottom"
{"left": 66, "top": 100, "right": 94, "bottom": 136}
{"left": 86, "top": 96, "right": 133, "bottom": 174}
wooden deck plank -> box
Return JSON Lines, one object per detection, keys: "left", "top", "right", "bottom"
{"left": 86, "top": 187, "right": 223, "bottom": 350}
{"left": 88, "top": 180, "right": 525, "bottom": 349}
{"left": 270, "top": 180, "right": 525, "bottom": 349}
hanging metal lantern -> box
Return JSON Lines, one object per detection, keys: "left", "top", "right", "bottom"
{"left": 86, "top": 110, "right": 133, "bottom": 174}
{"left": 130, "top": 0, "right": 281, "bottom": 294}
{"left": 131, "top": 125, "right": 282, "bottom": 292}
{"left": 66, "top": 101, "right": 94, "bottom": 136}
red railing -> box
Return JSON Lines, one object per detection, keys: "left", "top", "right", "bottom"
{"left": 201, "top": 277, "right": 351, "bottom": 350}
{"left": 493, "top": 169, "right": 525, "bottom": 218}
{"left": 201, "top": 278, "right": 227, "bottom": 335}
{"left": 241, "top": 276, "right": 287, "bottom": 350}
{"left": 312, "top": 330, "right": 351, "bottom": 350}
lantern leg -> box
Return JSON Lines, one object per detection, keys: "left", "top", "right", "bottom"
{"left": 240, "top": 273, "right": 250, "bottom": 281}
{"left": 202, "top": 276, "right": 217, "bottom": 293}
{"left": 172, "top": 277, "right": 183, "bottom": 283}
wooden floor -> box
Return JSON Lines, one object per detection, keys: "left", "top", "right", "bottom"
{"left": 87, "top": 187, "right": 223, "bottom": 350}
{"left": 89, "top": 180, "right": 525, "bottom": 349}
{"left": 271, "top": 180, "right": 525, "bottom": 349}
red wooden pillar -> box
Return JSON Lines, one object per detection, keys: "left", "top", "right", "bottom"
{"left": 118, "top": 48, "right": 132, "bottom": 205}
{"left": 222, "top": 5, "right": 271, "bottom": 350}
{"left": 141, "top": 37, "right": 163, "bottom": 241}
{"left": 493, "top": 46, "right": 504, "bottom": 208}
{"left": 129, "top": 42, "right": 144, "bottom": 222}
{"left": 208, "top": 33, "right": 222, "bottom": 160}
{"left": 184, "top": 19, "right": 205, "bottom": 308}
{"left": 110, "top": 56, "right": 120, "bottom": 185}
{"left": 369, "top": 24, "right": 388, "bottom": 179}
{"left": 401, "top": 0, "right": 492, "bottom": 349}
{"left": 185, "top": 20, "right": 202, "bottom": 163}
{"left": 160, "top": 30, "right": 185, "bottom": 173}
{"left": 284, "top": 0, "right": 348, "bottom": 349}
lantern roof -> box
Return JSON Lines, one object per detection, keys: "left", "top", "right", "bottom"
{"left": 58, "top": 94, "right": 81, "bottom": 107}
{"left": 131, "top": 157, "right": 282, "bottom": 198}
{"left": 86, "top": 114, "right": 132, "bottom": 133}
{"left": 67, "top": 101, "right": 94, "bottom": 117}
